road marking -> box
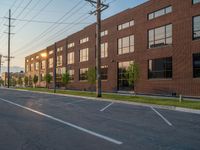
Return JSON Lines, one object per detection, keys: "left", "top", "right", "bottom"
{"left": 150, "top": 106, "right": 173, "bottom": 126}
{"left": 0, "top": 97, "right": 123, "bottom": 145}
{"left": 100, "top": 102, "right": 114, "bottom": 112}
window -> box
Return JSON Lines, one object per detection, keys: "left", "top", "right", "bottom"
{"left": 57, "top": 55, "right": 62, "bottom": 67}
{"left": 68, "top": 42, "right": 75, "bottom": 48}
{"left": 118, "top": 20, "right": 134, "bottom": 30}
{"left": 40, "top": 73, "right": 45, "bottom": 81}
{"left": 48, "top": 58, "right": 53, "bottom": 68}
{"left": 30, "top": 63, "right": 34, "bottom": 71}
{"left": 118, "top": 61, "right": 133, "bottom": 90}
{"left": 35, "top": 62, "right": 39, "bottom": 71}
{"left": 148, "top": 6, "right": 172, "bottom": 20}
{"left": 148, "top": 57, "right": 172, "bottom": 79}
{"left": 31, "top": 58, "right": 34, "bottom": 61}
{"left": 193, "top": 16, "right": 200, "bottom": 40}
{"left": 193, "top": 0, "right": 200, "bottom": 4}
{"left": 118, "top": 35, "right": 134, "bottom": 54}
{"left": 26, "top": 59, "right": 29, "bottom": 63}
{"left": 26, "top": 65, "right": 29, "bottom": 72}
{"left": 148, "top": 24, "right": 172, "bottom": 48}
{"left": 193, "top": 53, "right": 200, "bottom": 78}
{"left": 68, "top": 69, "right": 75, "bottom": 81}
{"left": 41, "top": 60, "right": 46, "bottom": 70}
{"left": 80, "top": 37, "right": 89, "bottom": 44}
{"left": 101, "top": 65, "right": 108, "bottom": 80}
{"left": 101, "top": 43, "right": 108, "bottom": 58}
{"left": 67, "top": 52, "right": 74, "bottom": 64}
{"left": 79, "top": 68, "right": 88, "bottom": 81}
{"left": 101, "top": 30, "right": 108, "bottom": 37}
{"left": 57, "top": 47, "right": 63, "bottom": 52}
{"left": 49, "top": 50, "right": 53, "bottom": 55}
{"left": 80, "top": 48, "right": 89, "bottom": 62}
{"left": 56, "top": 67, "right": 66, "bottom": 75}
{"left": 36, "top": 56, "right": 39, "bottom": 59}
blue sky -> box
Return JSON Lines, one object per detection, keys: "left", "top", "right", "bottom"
{"left": 0, "top": 0, "right": 148, "bottom": 68}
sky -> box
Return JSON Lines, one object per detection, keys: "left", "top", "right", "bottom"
{"left": 0, "top": 0, "right": 148, "bottom": 69}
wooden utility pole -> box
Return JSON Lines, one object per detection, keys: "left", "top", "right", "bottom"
{"left": 85, "top": 0, "right": 108, "bottom": 97}
{"left": 53, "top": 43, "right": 57, "bottom": 93}
{"left": 7, "top": 9, "right": 11, "bottom": 88}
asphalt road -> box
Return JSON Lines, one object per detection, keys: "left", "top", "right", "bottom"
{"left": 0, "top": 88, "right": 200, "bottom": 150}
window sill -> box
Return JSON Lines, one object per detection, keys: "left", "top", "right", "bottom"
{"left": 148, "top": 44, "right": 172, "bottom": 50}
{"left": 148, "top": 78, "right": 172, "bottom": 81}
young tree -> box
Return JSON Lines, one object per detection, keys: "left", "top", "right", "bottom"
{"left": 87, "top": 67, "right": 96, "bottom": 91}
{"left": 11, "top": 78, "right": 17, "bottom": 87}
{"left": 33, "top": 75, "right": 38, "bottom": 88}
{"left": 28, "top": 76, "right": 33, "bottom": 87}
{"left": 0, "top": 79, "right": 4, "bottom": 86}
{"left": 17, "top": 77, "right": 23, "bottom": 87}
{"left": 61, "top": 71, "right": 70, "bottom": 89}
{"left": 125, "top": 63, "right": 139, "bottom": 92}
{"left": 44, "top": 74, "right": 52, "bottom": 89}
{"left": 24, "top": 76, "right": 29, "bottom": 87}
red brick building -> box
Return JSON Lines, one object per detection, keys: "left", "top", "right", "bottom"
{"left": 25, "top": 0, "right": 200, "bottom": 97}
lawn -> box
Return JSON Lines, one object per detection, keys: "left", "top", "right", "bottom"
{"left": 16, "top": 87, "right": 200, "bottom": 110}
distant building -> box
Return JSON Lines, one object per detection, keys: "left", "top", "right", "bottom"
{"left": 1, "top": 71, "right": 25, "bottom": 86}
{"left": 25, "top": 0, "right": 200, "bottom": 97}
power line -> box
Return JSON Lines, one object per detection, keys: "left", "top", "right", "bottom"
{"left": 14, "top": 0, "right": 53, "bottom": 34}
{"left": 1, "top": 17, "right": 91, "bottom": 25}
{"left": 13, "top": 0, "right": 85, "bottom": 54}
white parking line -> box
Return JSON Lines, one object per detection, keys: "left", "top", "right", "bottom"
{"left": 0, "top": 97, "right": 123, "bottom": 145}
{"left": 150, "top": 106, "right": 173, "bottom": 126}
{"left": 100, "top": 102, "right": 114, "bottom": 112}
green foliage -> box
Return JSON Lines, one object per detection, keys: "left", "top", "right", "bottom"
{"left": 24, "top": 76, "right": 29, "bottom": 87}
{"left": 125, "top": 63, "right": 139, "bottom": 87}
{"left": 11, "top": 78, "right": 17, "bottom": 87}
{"left": 44, "top": 74, "right": 52, "bottom": 84}
{"left": 28, "top": 76, "right": 33, "bottom": 87}
{"left": 17, "top": 77, "right": 23, "bottom": 86}
{"left": 87, "top": 67, "right": 96, "bottom": 85}
{"left": 62, "top": 72, "right": 70, "bottom": 85}
{"left": 0, "top": 79, "right": 4, "bottom": 86}
{"left": 33, "top": 75, "right": 38, "bottom": 87}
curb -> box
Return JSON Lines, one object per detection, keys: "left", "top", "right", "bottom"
{"left": 2, "top": 87, "right": 200, "bottom": 115}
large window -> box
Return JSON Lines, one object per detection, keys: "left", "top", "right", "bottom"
{"left": 101, "top": 43, "right": 108, "bottom": 58}
{"left": 118, "top": 61, "right": 133, "bottom": 90}
{"left": 148, "top": 24, "right": 172, "bottom": 48}
{"left": 68, "top": 70, "right": 75, "bottom": 81}
{"left": 48, "top": 58, "right": 53, "bottom": 68}
{"left": 101, "top": 30, "right": 108, "bottom": 37}
{"left": 30, "top": 63, "right": 34, "bottom": 71}
{"left": 80, "top": 48, "right": 89, "bottom": 62}
{"left": 41, "top": 60, "right": 46, "bottom": 70}
{"left": 68, "top": 42, "right": 75, "bottom": 48}
{"left": 35, "top": 62, "right": 39, "bottom": 71}
{"left": 101, "top": 65, "right": 108, "bottom": 80}
{"left": 49, "top": 50, "right": 53, "bottom": 55}
{"left": 193, "top": 16, "right": 200, "bottom": 40}
{"left": 148, "top": 57, "right": 172, "bottom": 79}
{"left": 118, "top": 35, "right": 134, "bottom": 55}
{"left": 193, "top": 53, "right": 200, "bottom": 78}
{"left": 67, "top": 52, "right": 74, "bottom": 64}
{"left": 80, "top": 37, "right": 89, "bottom": 44}
{"left": 57, "top": 55, "right": 62, "bottom": 67}
{"left": 118, "top": 20, "right": 134, "bottom": 30}
{"left": 193, "top": 0, "right": 200, "bottom": 4}
{"left": 148, "top": 6, "right": 172, "bottom": 20}
{"left": 57, "top": 47, "right": 63, "bottom": 52}
{"left": 79, "top": 68, "right": 88, "bottom": 81}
